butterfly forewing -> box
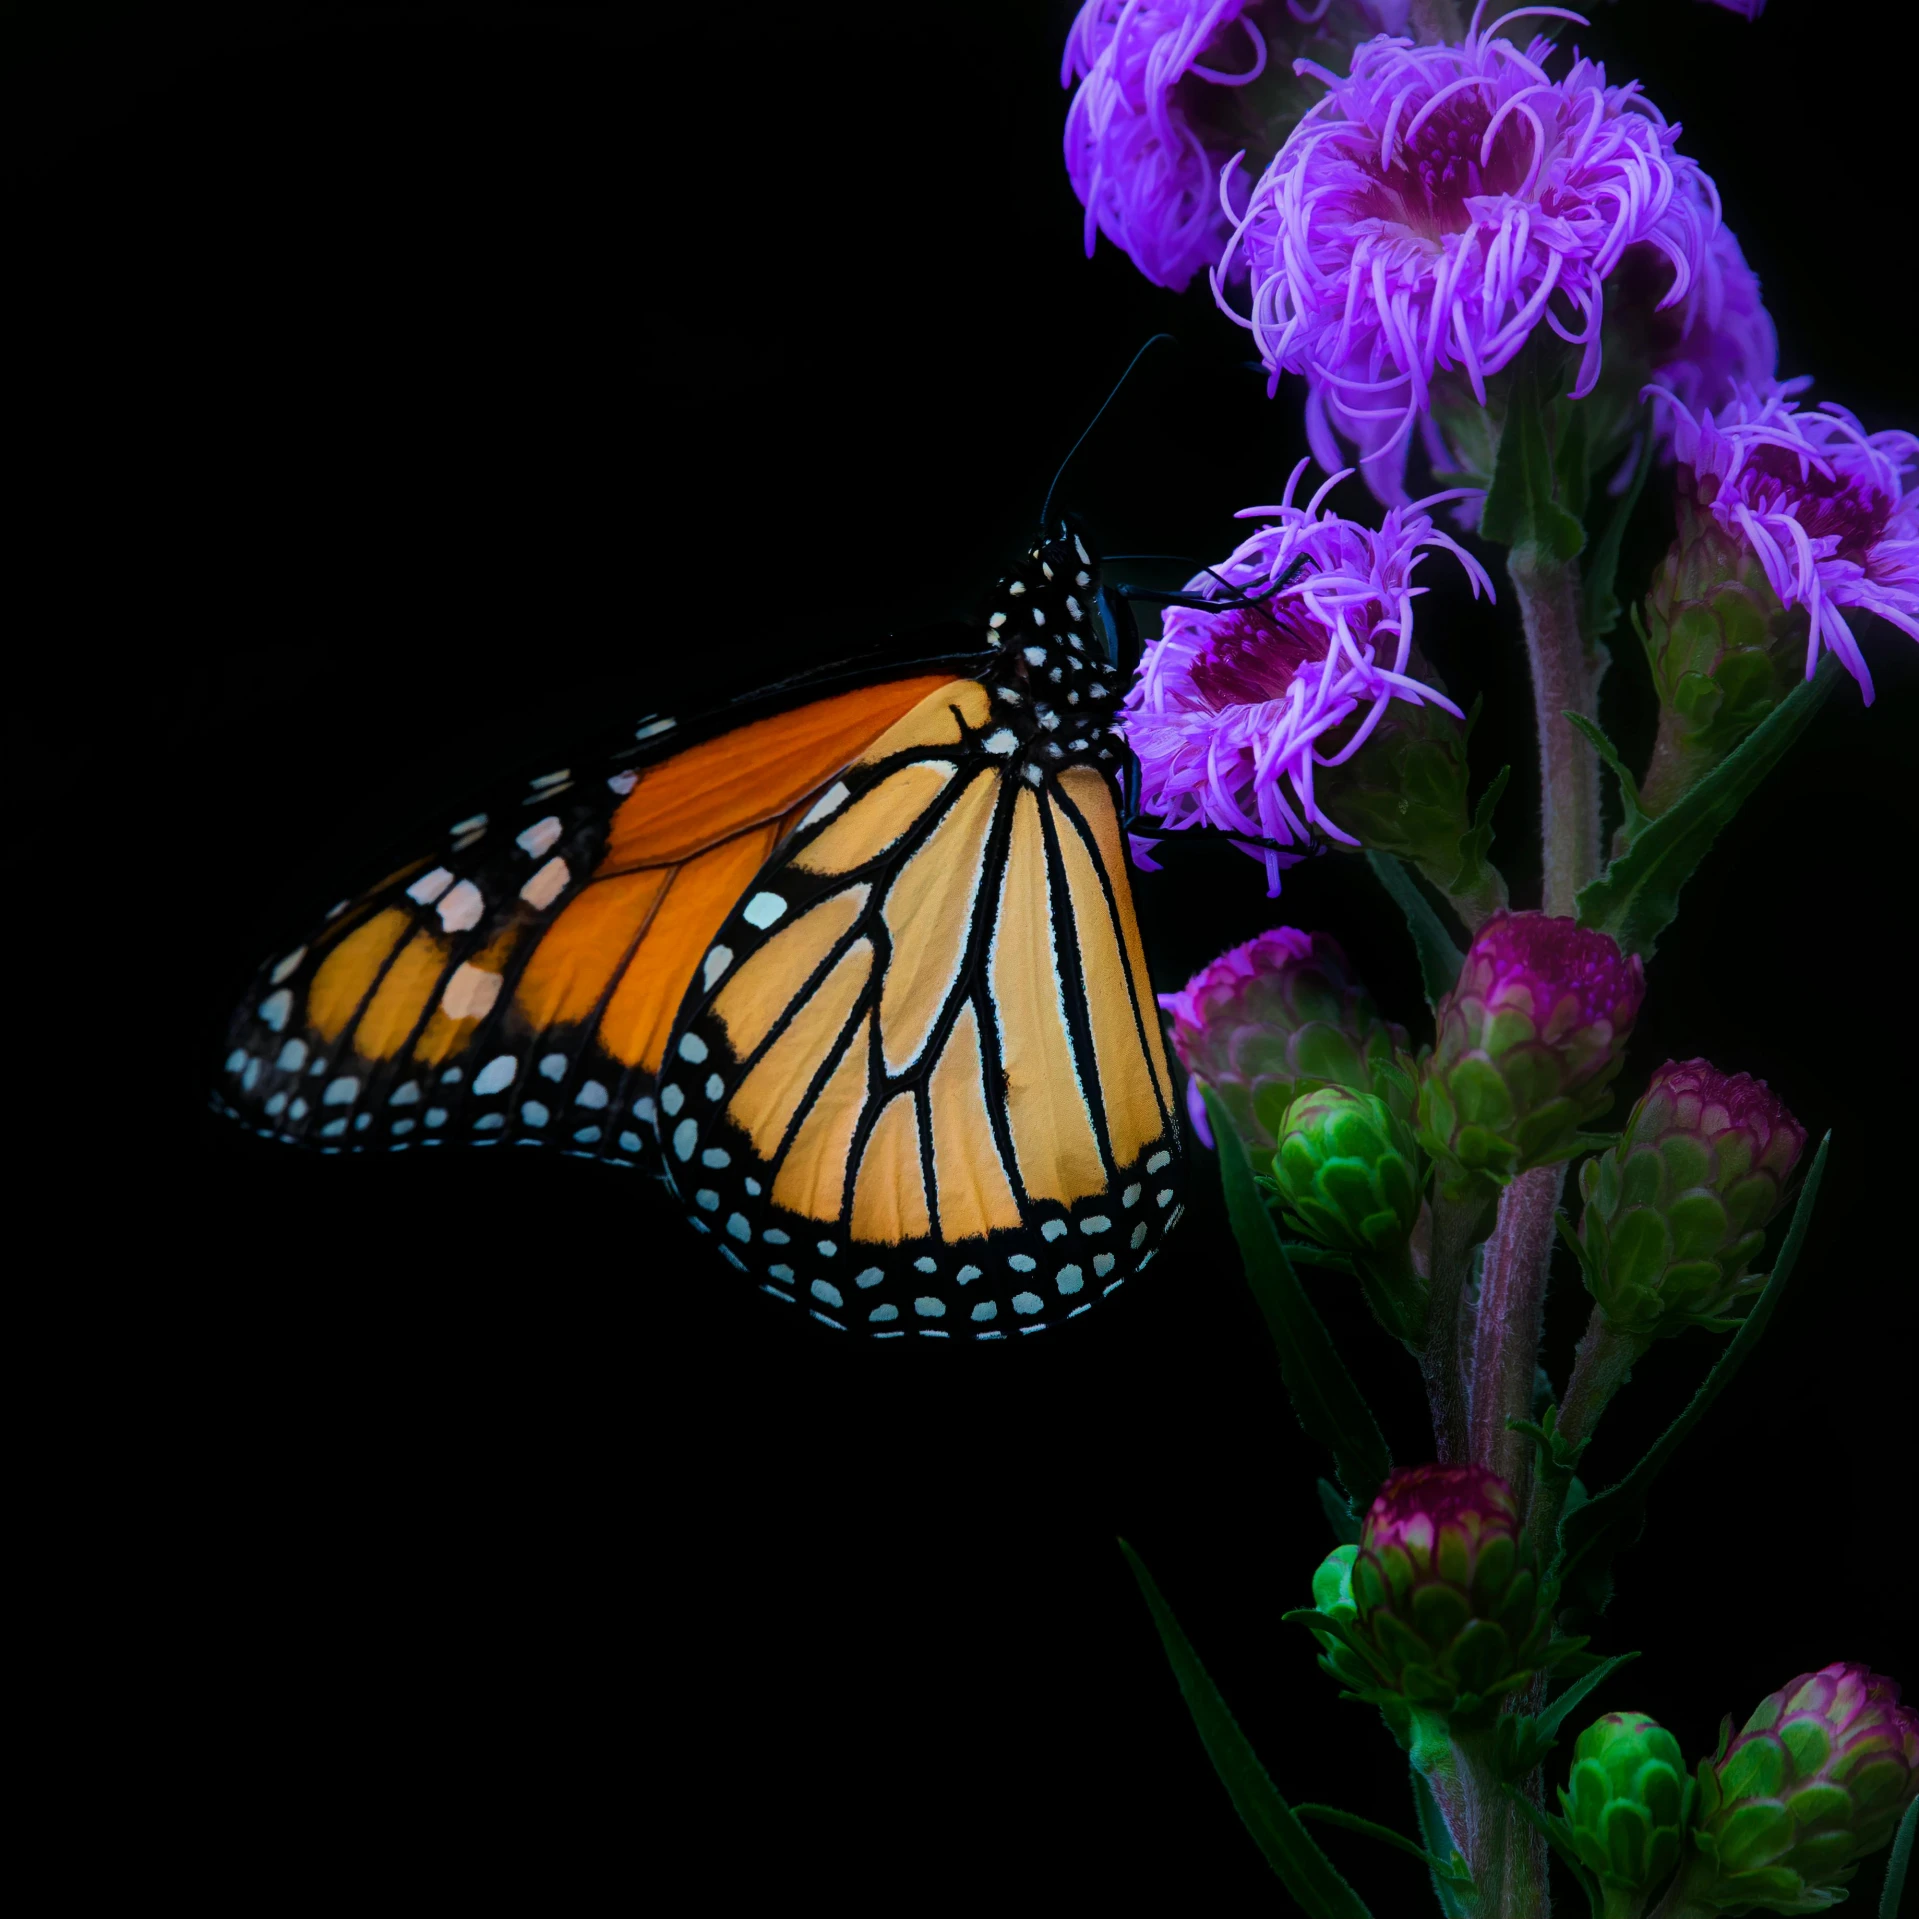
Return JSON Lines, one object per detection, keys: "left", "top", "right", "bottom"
{"left": 213, "top": 677, "right": 958, "bottom": 1162}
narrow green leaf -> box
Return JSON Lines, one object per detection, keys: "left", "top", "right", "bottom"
{"left": 1482, "top": 356, "right": 1586, "bottom": 561}
{"left": 1536, "top": 1651, "right": 1638, "bottom": 1743}
{"left": 1582, "top": 427, "right": 1653, "bottom": 645}
{"left": 1450, "top": 763, "right": 1511, "bottom": 898}
{"left": 1879, "top": 1797, "right": 1916, "bottom": 1919}
{"left": 1565, "top": 711, "right": 1649, "bottom": 846}
{"left": 1318, "top": 1476, "right": 1361, "bottom": 1546}
{"left": 1208, "top": 1088, "right": 1393, "bottom": 1509}
{"left": 1556, "top": 1136, "right": 1830, "bottom": 1612}
{"left": 1411, "top": 1770, "right": 1470, "bottom": 1919}
{"left": 1295, "top": 1804, "right": 1470, "bottom": 1883}
{"left": 1575, "top": 660, "right": 1839, "bottom": 959}
{"left": 1365, "top": 852, "right": 1464, "bottom": 1007}
{"left": 1120, "top": 1540, "right": 1375, "bottom": 1919}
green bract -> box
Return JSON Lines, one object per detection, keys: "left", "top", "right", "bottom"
{"left": 1578, "top": 1059, "right": 1807, "bottom": 1338}
{"left": 1681, "top": 1663, "right": 1919, "bottom": 1914}
{"left": 1560, "top": 1711, "right": 1694, "bottom": 1902}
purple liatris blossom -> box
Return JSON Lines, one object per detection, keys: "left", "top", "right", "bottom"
{"left": 1418, "top": 911, "right": 1645, "bottom": 1194}
{"left": 1639, "top": 216, "right": 1777, "bottom": 443}
{"left": 1219, "top": 7, "right": 1715, "bottom": 463}
{"left": 1158, "top": 925, "right": 1409, "bottom": 1150}
{"left": 1061, "top": 0, "right": 1412, "bottom": 292}
{"left": 1657, "top": 382, "right": 1919, "bottom": 699}
{"left": 1122, "top": 461, "right": 1494, "bottom": 895}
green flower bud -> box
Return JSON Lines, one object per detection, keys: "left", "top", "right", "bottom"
{"left": 1417, "top": 913, "right": 1645, "bottom": 1199}
{"left": 1160, "top": 929, "right": 1409, "bottom": 1154}
{"left": 1637, "top": 476, "right": 1812, "bottom": 819}
{"left": 1680, "top": 1663, "right": 1919, "bottom": 1914}
{"left": 1560, "top": 1712, "right": 1694, "bottom": 1907}
{"left": 1272, "top": 1087, "right": 1428, "bottom": 1342}
{"left": 1579, "top": 1059, "right": 1807, "bottom": 1339}
{"left": 1340, "top": 1464, "right": 1553, "bottom": 1721}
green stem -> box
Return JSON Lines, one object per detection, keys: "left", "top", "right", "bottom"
{"left": 1469, "top": 1166, "right": 1565, "bottom": 1509}
{"left": 1527, "top": 1308, "right": 1641, "bottom": 1549}
{"left": 1454, "top": 1730, "right": 1552, "bottom": 1919}
{"left": 1509, "top": 545, "right": 1602, "bottom": 917}
{"left": 1423, "top": 1188, "right": 1493, "bottom": 1461}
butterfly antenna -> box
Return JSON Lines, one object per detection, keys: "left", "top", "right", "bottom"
{"left": 1039, "top": 333, "right": 1177, "bottom": 529}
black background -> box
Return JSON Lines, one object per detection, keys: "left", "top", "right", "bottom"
{"left": 10, "top": 2, "right": 1914, "bottom": 1906}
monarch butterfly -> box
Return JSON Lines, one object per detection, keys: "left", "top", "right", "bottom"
{"left": 211, "top": 504, "right": 1217, "bottom": 1337}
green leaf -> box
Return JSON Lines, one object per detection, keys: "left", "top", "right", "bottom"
{"left": 1493, "top": 1652, "right": 1640, "bottom": 1780}
{"left": 1365, "top": 852, "right": 1464, "bottom": 1008}
{"left": 1582, "top": 426, "right": 1653, "bottom": 646}
{"left": 1481, "top": 355, "right": 1585, "bottom": 562}
{"left": 1555, "top": 1136, "right": 1831, "bottom": 1617}
{"left": 1880, "top": 1797, "right": 1916, "bottom": 1919}
{"left": 1120, "top": 1540, "right": 1376, "bottom": 1919}
{"left": 1450, "top": 763, "right": 1511, "bottom": 900}
{"left": 1565, "top": 710, "right": 1649, "bottom": 848}
{"left": 1287, "top": 1242, "right": 1360, "bottom": 1276}
{"left": 1295, "top": 1804, "right": 1474, "bottom": 1891}
{"left": 1208, "top": 1088, "right": 1393, "bottom": 1509}
{"left": 1319, "top": 1476, "right": 1361, "bottom": 1546}
{"left": 1411, "top": 1770, "right": 1470, "bottom": 1919}
{"left": 1575, "top": 659, "right": 1839, "bottom": 959}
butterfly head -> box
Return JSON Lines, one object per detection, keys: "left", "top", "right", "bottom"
{"left": 973, "top": 520, "right": 1127, "bottom": 782}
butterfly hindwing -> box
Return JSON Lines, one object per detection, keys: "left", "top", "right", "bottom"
{"left": 653, "top": 546, "right": 1186, "bottom": 1338}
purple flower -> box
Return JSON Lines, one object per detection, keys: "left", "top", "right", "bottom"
{"left": 1061, "top": 0, "right": 1411, "bottom": 292}
{"left": 1219, "top": 7, "right": 1716, "bottom": 463}
{"left": 1122, "top": 460, "right": 1493, "bottom": 893}
{"left": 1700, "top": 0, "right": 1765, "bottom": 18}
{"left": 1658, "top": 383, "right": 1919, "bottom": 699}
{"left": 1635, "top": 210, "right": 1778, "bottom": 454}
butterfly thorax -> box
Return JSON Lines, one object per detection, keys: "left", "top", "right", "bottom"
{"left": 976, "top": 525, "right": 1124, "bottom": 782}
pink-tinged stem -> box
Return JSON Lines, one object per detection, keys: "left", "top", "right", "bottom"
{"left": 1509, "top": 548, "right": 1601, "bottom": 917}
{"left": 1469, "top": 1166, "right": 1565, "bottom": 1508}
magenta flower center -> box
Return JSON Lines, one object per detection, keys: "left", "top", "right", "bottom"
{"left": 1356, "top": 96, "right": 1530, "bottom": 240}
{"left": 1187, "top": 598, "right": 1330, "bottom": 710}
{"left": 1740, "top": 444, "right": 1893, "bottom": 564}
